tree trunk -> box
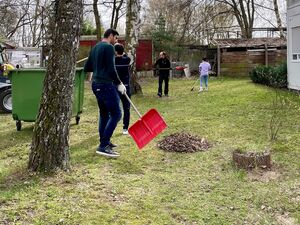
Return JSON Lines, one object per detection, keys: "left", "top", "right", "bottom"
{"left": 93, "top": 0, "right": 102, "bottom": 40}
{"left": 28, "top": 0, "right": 83, "bottom": 172}
{"left": 125, "top": 0, "right": 142, "bottom": 94}
{"left": 113, "top": 0, "right": 124, "bottom": 29}
{"left": 273, "top": 0, "right": 284, "bottom": 38}
{"left": 110, "top": 0, "right": 116, "bottom": 28}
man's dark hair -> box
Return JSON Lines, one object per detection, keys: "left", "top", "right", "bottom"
{"left": 202, "top": 57, "right": 207, "bottom": 61}
{"left": 114, "top": 44, "right": 124, "bottom": 55}
{"left": 103, "top": 28, "right": 119, "bottom": 38}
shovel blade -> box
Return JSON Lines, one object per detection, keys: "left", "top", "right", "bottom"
{"left": 128, "top": 109, "right": 167, "bottom": 149}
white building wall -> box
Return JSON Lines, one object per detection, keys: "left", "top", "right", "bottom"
{"left": 287, "top": 0, "right": 300, "bottom": 90}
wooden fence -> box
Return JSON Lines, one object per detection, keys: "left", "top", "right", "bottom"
{"left": 220, "top": 49, "right": 286, "bottom": 76}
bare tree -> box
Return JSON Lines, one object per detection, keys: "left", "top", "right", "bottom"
{"left": 201, "top": 2, "right": 234, "bottom": 40}
{"left": 216, "top": 0, "right": 255, "bottom": 38}
{"left": 5, "top": 0, "right": 32, "bottom": 39}
{"left": 28, "top": 0, "right": 83, "bottom": 172}
{"left": 142, "top": 0, "right": 197, "bottom": 57}
{"left": 142, "top": 0, "right": 234, "bottom": 53}
{"left": 109, "top": 0, "right": 125, "bottom": 29}
{"left": 125, "top": 0, "right": 142, "bottom": 94}
{"left": 31, "top": 0, "right": 40, "bottom": 46}
{"left": 0, "top": 0, "right": 50, "bottom": 47}
{"left": 177, "top": 0, "right": 194, "bottom": 44}
{"left": 273, "top": 0, "right": 284, "bottom": 38}
{"left": 0, "top": 0, "right": 18, "bottom": 38}
{"left": 93, "top": 0, "right": 102, "bottom": 40}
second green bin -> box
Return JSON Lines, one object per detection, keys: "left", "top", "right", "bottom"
{"left": 10, "top": 68, "right": 85, "bottom": 131}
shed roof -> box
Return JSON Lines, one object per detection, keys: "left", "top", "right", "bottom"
{"left": 80, "top": 35, "right": 152, "bottom": 41}
{"left": 1, "top": 40, "right": 16, "bottom": 49}
{"left": 211, "top": 37, "right": 286, "bottom": 48}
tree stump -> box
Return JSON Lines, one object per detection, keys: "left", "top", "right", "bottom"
{"left": 233, "top": 149, "right": 271, "bottom": 170}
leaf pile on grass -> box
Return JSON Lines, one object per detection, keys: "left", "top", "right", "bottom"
{"left": 157, "top": 132, "right": 211, "bottom": 153}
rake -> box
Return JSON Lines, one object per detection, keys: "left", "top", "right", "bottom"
{"left": 190, "top": 78, "right": 199, "bottom": 91}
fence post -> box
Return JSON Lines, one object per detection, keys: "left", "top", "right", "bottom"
{"left": 217, "top": 45, "right": 221, "bottom": 76}
{"left": 265, "top": 43, "right": 268, "bottom": 66}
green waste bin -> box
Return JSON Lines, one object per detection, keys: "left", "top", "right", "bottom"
{"left": 10, "top": 68, "right": 85, "bottom": 131}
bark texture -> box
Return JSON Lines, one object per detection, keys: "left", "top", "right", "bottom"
{"left": 273, "top": 0, "right": 284, "bottom": 38}
{"left": 233, "top": 149, "right": 271, "bottom": 170}
{"left": 28, "top": 0, "right": 83, "bottom": 172}
{"left": 125, "top": 0, "right": 142, "bottom": 94}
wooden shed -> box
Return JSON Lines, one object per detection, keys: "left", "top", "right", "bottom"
{"left": 287, "top": 0, "right": 300, "bottom": 90}
{"left": 79, "top": 35, "right": 153, "bottom": 71}
{"left": 211, "top": 38, "right": 287, "bottom": 76}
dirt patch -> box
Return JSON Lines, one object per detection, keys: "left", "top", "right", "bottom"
{"left": 276, "top": 213, "right": 297, "bottom": 225}
{"left": 292, "top": 195, "right": 300, "bottom": 203}
{"left": 157, "top": 132, "right": 211, "bottom": 153}
{"left": 247, "top": 169, "right": 280, "bottom": 182}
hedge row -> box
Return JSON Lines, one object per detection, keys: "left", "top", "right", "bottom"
{"left": 249, "top": 62, "right": 287, "bottom": 88}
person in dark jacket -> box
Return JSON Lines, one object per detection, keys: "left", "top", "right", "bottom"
{"left": 114, "top": 43, "right": 131, "bottom": 135}
{"left": 154, "top": 51, "right": 171, "bottom": 97}
{"left": 84, "top": 28, "right": 126, "bottom": 158}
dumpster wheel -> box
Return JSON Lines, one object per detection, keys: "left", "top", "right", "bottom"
{"left": 16, "top": 120, "right": 22, "bottom": 131}
{"left": 76, "top": 115, "right": 80, "bottom": 125}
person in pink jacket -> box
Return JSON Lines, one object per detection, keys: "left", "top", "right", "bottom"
{"left": 199, "top": 57, "right": 211, "bottom": 92}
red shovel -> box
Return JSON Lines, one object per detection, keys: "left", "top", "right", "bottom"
{"left": 124, "top": 93, "right": 167, "bottom": 149}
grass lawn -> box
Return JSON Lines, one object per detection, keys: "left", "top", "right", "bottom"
{"left": 0, "top": 76, "right": 299, "bottom": 225}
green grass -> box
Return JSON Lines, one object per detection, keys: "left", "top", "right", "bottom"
{"left": 0, "top": 77, "right": 299, "bottom": 224}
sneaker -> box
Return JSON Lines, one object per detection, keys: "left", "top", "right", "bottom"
{"left": 122, "top": 129, "right": 128, "bottom": 135}
{"left": 96, "top": 145, "right": 120, "bottom": 158}
{"left": 199, "top": 87, "right": 203, "bottom": 92}
{"left": 165, "top": 94, "right": 169, "bottom": 97}
{"left": 109, "top": 142, "right": 118, "bottom": 148}
{"left": 205, "top": 87, "right": 208, "bottom": 91}
{"left": 157, "top": 93, "right": 162, "bottom": 98}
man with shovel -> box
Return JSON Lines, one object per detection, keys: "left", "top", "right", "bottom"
{"left": 84, "top": 28, "right": 127, "bottom": 158}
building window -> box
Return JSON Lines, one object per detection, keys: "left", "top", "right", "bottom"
{"left": 292, "top": 26, "right": 300, "bottom": 62}
{"left": 293, "top": 54, "right": 298, "bottom": 60}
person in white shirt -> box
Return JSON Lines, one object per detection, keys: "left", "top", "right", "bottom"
{"left": 198, "top": 57, "right": 211, "bottom": 92}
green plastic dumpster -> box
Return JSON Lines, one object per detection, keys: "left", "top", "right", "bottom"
{"left": 10, "top": 68, "right": 85, "bottom": 131}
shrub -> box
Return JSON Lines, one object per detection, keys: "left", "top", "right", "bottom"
{"left": 249, "top": 65, "right": 273, "bottom": 86}
{"left": 271, "top": 61, "right": 288, "bottom": 88}
{"left": 249, "top": 62, "right": 287, "bottom": 88}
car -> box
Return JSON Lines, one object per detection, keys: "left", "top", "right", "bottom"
{"left": 0, "top": 81, "right": 12, "bottom": 113}
{"left": 0, "top": 45, "right": 14, "bottom": 113}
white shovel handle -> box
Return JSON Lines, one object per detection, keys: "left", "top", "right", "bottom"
{"left": 76, "top": 57, "right": 88, "bottom": 64}
{"left": 124, "top": 92, "right": 142, "bottom": 118}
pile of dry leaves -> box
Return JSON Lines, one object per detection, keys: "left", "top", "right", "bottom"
{"left": 157, "top": 132, "right": 211, "bottom": 153}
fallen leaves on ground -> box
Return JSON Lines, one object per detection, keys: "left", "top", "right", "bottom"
{"left": 157, "top": 132, "right": 211, "bottom": 153}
